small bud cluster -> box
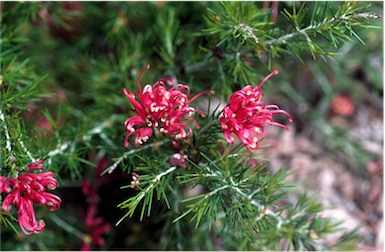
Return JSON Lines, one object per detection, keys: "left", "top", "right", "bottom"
{"left": 169, "top": 152, "right": 188, "bottom": 169}
{"left": 130, "top": 172, "right": 142, "bottom": 189}
{"left": 0, "top": 160, "right": 61, "bottom": 235}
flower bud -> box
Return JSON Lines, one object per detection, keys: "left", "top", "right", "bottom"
{"left": 169, "top": 152, "right": 188, "bottom": 169}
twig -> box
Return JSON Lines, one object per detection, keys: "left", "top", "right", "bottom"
{"left": 19, "top": 134, "right": 36, "bottom": 163}
{"left": 202, "top": 160, "right": 289, "bottom": 229}
{"left": 116, "top": 165, "right": 177, "bottom": 226}
{"left": 183, "top": 59, "right": 216, "bottom": 74}
{"left": 0, "top": 109, "right": 12, "bottom": 153}
{"left": 49, "top": 213, "right": 84, "bottom": 240}
{"left": 103, "top": 139, "right": 169, "bottom": 175}
{"left": 236, "top": 23, "right": 260, "bottom": 44}
{"left": 265, "top": 12, "right": 377, "bottom": 47}
{"left": 46, "top": 115, "right": 119, "bottom": 163}
{"left": 46, "top": 142, "right": 70, "bottom": 165}
{"left": 228, "top": 176, "right": 288, "bottom": 228}
{"left": 206, "top": 184, "right": 229, "bottom": 199}
{"left": 82, "top": 115, "right": 120, "bottom": 141}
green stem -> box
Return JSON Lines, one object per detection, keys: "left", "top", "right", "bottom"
{"left": 50, "top": 213, "right": 84, "bottom": 240}
{"left": 103, "top": 139, "right": 169, "bottom": 175}
{"left": 196, "top": 119, "right": 220, "bottom": 138}
{"left": 46, "top": 115, "right": 120, "bottom": 163}
{"left": 0, "top": 109, "right": 12, "bottom": 153}
{"left": 19, "top": 134, "right": 35, "bottom": 163}
{"left": 183, "top": 58, "right": 216, "bottom": 74}
{"left": 265, "top": 12, "right": 377, "bottom": 47}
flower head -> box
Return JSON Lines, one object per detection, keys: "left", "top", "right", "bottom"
{"left": 331, "top": 94, "right": 354, "bottom": 117}
{"left": 123, "top": 65, "right": 214, "bottom": 147}
{"left": 27, "top": 159, "right": 44, "bottom": 171}
{"left": 169, "top": 152, "right": 188, "bottom": 169}
{"left": 17, "top": 199, "right": 46, "bottom": 235}
{"left": 81, "top": 178, "right": 112, "bottom": 251}
{"left": 0, "top": 160, "right": 61, "bottom": 235}
{"left": 220, "top": 70, "right": 292, "bottom": 152}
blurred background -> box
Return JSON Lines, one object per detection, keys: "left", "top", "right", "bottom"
{"left": 1, "top": 1, "right": 383, "bottom": 250}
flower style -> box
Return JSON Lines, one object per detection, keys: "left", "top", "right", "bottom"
{"left": 0, "top": 160, "right": 61, "bottom": 235}
{"left": 123, "top": 65, "right": 214, "bottom": 147}
{"left": 220, "top": 70, "right": 292, "bottom": 152}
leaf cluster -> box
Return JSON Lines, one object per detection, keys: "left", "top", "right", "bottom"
{"left": 200, "top": 1, "right": 380, "bottom": 86}
{"left": 115, "top": 145, "right": 359, "bottom": 250}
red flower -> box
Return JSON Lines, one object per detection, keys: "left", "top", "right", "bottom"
{"left": 220, "top": 70, "right": 292, "bottom": 152}
{"left": 0, "top": 160, "right": 61, "bottom": 235}
{"left": 81, "top": 203, "right": 112, "bottom": 250}
{"left": 330, "top": 94, "right": 354, "bottom": 117}
{"left": 27, "top": 160, "right": 44, "bottom": 171}
{"left": 123, "top": 65, "right": 214, "bottom": 147}
{"left": 81, "top": 179, "right": 112, "bottom": 251}
{"left": 17, "top": 198, "right": 46, "bottom": 235}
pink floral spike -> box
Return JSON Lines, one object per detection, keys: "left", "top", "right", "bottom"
{"left": 0, "top": 160, "right": 61, "bottom": 235}
{"left": 220, "top": 70, "right": 292, "bottom": 152}
{"left": 17, "top": 199, "right": 46, "bottom": 235}
{"left": 123, "top": 65, "right": 214, "bottom": 147}
{"left": 27, "top": 159, "right": 44, "bottom": 171}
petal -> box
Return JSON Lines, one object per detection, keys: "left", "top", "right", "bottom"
{"left": 256, "top": 70, "right": 278, "bottom": 90}
{"left": 223, "top": 130, "right": 234, "bottom": 145}
{"left": 40, "top": 192, "right": 62, "bottom": 211}
{"left": 123, "top": 88, "right": 146, "bottom": 116}
{"left": 124, "top": 115, "right": 145, "bottom": 130}
{"left": 136, "top": 65, "right": 151, "bottom": 94}
{"left": 18, "top": 198, "right": 46, "bottom": 235}
{"left": 2, "top": 194, "right": 15, "bottom": 211}
{"left": 27, "top": 160, "right": 44, "bottom": 171}
{"left": 187, "top": 89, "right": 215, "bottom": 105}
{"left": 134, "top": 128, "right": 153, "bottom": 145}
{"left": 27, "top": 190, "right": 47, "bottom": 205}
{"left": 0, "top": 177, "right": 7, "bottom": 194}
{"left": 124, "top": 131, "right": 137, "bottom": 148}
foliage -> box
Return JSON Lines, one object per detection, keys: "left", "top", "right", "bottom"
{"left": 1, "top": 1, "right": 381, "bottom": 250}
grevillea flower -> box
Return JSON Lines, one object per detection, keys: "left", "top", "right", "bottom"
{"left": 220, "top": 70, "right": 292, "bottom": 152}
{"left": 123, "top": 65, "right": 214, "bottom": 147}
{"left": 0, "top": 160, "right": 61, "bottom": 235}
{"left": 81, "top": 179, "right": 112, "bottom": 251}
{"left": 331, "top": 94, "right": 354, "bottom": 117}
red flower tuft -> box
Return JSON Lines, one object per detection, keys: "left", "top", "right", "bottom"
{"left": 123, "top": 65, "right": 214, "bottom": 147}
{"left": 27, "top": 159, "right": 44, "bottom": 171}
{"left": 0, "top": 160, "right": 61, "bottom": 235}
{"left": 219, "top": 70, "right": 292, "bottom": 152}
{"left": 81, "top": 178, "right": 112, "bottom": 251}
{"left": 330, "top": 94, "right": 354, "bottom": 117}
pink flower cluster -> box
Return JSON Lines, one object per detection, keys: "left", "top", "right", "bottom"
{"left": 123, "top": 65, "right": 214, "bottom": 147}
{"left": 81, "top": 179, "right": 112, "bottom": 250}
{"left": 0, "top": 160, "right": 61, "bottom": 235}
{"left": 220, "top": 70, "right": 292, "bottom": 152}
